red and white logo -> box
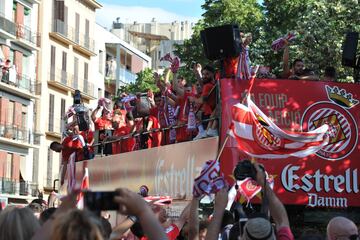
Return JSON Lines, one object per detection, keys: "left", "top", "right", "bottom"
{"left": 301, "top": 86, "right": 358, "bottom": 160}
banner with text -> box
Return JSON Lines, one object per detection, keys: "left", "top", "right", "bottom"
{"left": 75, "top": 137, "right": 219, "bottom": 200}
{"left": 220, "top": 78, "right": 360, "bottom": 208}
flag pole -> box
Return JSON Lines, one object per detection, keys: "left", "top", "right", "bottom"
{"left": 216, "top": 134, "right": 230, "bottom": 163}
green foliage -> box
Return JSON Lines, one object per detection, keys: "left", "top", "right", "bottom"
{"left": 293, "top": 0, "right": 360, "bottom": 81}
{"left": 175, "top": 0, "right": 360, "bottom": 82}
{"left": 118, "top": 68, "right": 157, "bottom": 94}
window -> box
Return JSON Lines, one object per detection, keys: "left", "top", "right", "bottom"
{"left": 50, "top": 46, "right": 56, "bottom": 79}
{"left": 84, "top": 62, "right": 88, "bottom": 93}
{"left": 47, "top": 147, "right": 53, "bottom": 187}
{"left": 85, "top": 19, "right": 89, "bottom": 48}
{"left": 99, "top": 50, "right": 103, "bottom": 74}
{"left": 48, "top": 94, "right": 54, "bottom": 132}
{"left": 75, "top": 13, "right": 80, "bottom": 43}
{"left": 7, "top": 101, "right": 15, "bottom": 125}
{"left": 61, "top": 51, "right": 67, "bottom": 84}
{"left": 60, "top": 98, "right": 65, "bottom": 133}
{"left": 6, "top": 153, "right": 13, "bottom": 179}
{"left": 32, "top": 148, "right": 39, "bottom": 183}
{"left": 74, "top": 57, "right": 79, "bottom": 89}
{"left": 21, "top": 105, "right": 27, "bottom": 130}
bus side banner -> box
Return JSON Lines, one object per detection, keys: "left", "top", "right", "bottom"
{"left": 220, "top": 78, "right": 360, "bottom": 208}
{"left": 75, "top": 137, "right": 219, "bottom": 200}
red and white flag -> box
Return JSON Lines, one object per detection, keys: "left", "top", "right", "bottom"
{"left": 229, "top": 96, "right": 329, "bottom": 158}
{"left": 193, "top": 160, "right": 227, "bottom": 198}
{"left": 77, "top": 167, "right": 90, "bottom": 209}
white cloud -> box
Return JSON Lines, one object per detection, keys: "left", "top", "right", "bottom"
{"left": 96, "top": 4, "right": 200, "bottom": 29}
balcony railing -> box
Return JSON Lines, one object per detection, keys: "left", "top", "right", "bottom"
{"left": 52, "top": 19, "right": 75, "bottom": 42}
{"left": 16, "top": 23, "right": 40, "bottom": 46}
{"left": 0, "top": 178, "right": 38, "bottom": 197}
{"left": 105, "top": 66, "right": 137, "bottom": 84}
{"left": 0, "top": 70, "right": 35, "bottom": 94}
{"left": 0, "top": 13, "right": 16, "bottom": 36}
{"left": 20, "top": 181, "right": 39, "bottom": 196}
{"left": 52, "top": 19, "right": 95, "bottom": 52}
{"left": 49, "top": 67, "right": 95, "bottom": 97}
{"left": 0, "top": 124, "right": 40, "bottom": 145}
{"left": 75, "top": 32, "right": 95, "bottom": 53}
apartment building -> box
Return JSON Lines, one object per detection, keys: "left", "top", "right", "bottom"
{"left": 97, "top": 24, "right": 151, "bottom": 97}
{"left": 36, "top": 0, "right": 102, "bottom": 194}
{"left": 111, "top": 18, "right": 194, "bottom": 69}
{"left": 0, "top": 0, "right": 41, "bottom": 206}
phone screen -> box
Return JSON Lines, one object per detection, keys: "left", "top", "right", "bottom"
{"left": 84, "top": 191, "right": 118, "bottom": 211}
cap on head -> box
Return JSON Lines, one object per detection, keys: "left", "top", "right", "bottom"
{"left": 243, "top": 218, "right": 275, "bottom": 240}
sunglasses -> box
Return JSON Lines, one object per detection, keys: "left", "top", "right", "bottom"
{"left": 349, "top": 235, "right": 360, "bottom": 240}
{"left": 336, "top": 234, "right": 359, "bottom": 240}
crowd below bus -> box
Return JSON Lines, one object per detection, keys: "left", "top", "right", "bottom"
{"left": 0, "top": 163, "right": 358, "bottom": 240}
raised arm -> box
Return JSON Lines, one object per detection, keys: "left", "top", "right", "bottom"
{"left": 188, "top": 197, "right": 200, "bottom": 240}
{"left": 205, "top": 188, "right": 228, "bottom": 240}
{"left": 115, "top": 188, "right": 168, "bottom": 240}
{"left": 173, "top": 201, "right": 191, "bottom": 231}
{"left": 91, "top": 106, "right": 101, "bottom": 123}
{"left": 254, "top": 163, "right": 289, "bottom": 228}
{"left": 282, "top": 45, "right": 290, "bottom": 78}
{"left": 193, "top": 63, "right": 203, "bottom": 87}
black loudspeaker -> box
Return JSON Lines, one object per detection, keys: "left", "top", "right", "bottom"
{"left": 342, "top": 32, "right": 359, "bottom": 67}
{"left": 200, "top": 24, "right": 242, "bottom": 60}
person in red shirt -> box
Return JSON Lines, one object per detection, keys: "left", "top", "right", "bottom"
{"left": 91, "top": 104, "right": 112, "bottom": 131}
{"left": 111, "top": 112, "right": 136, "bottom": 154}
{"left": 189, "top": 65, "right": 218, "bottom": 140}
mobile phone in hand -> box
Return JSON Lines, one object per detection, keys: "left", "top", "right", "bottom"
{"left": 84, "top": 191, "right": 118, "bottom": 211}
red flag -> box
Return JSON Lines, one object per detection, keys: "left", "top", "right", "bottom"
{"left": 229, "top": 96, "right": 330, "bottom": 158}
{"left": 77, "top": 168, "right": 89, "bottom": 209}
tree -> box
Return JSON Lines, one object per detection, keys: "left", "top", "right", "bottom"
{"left": 259, "top": 0, "right": 313, "bottom": 74}
{"left": 118, "top": 68, "right": 158, "bottom": 95}
{"left": 293, "top": 0, "right": 360, "bottom": 81}
{"left": 174, "top": 0, "right": 263, "bottom": 78}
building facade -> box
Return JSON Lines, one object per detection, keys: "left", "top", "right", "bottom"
{"left": 0, "top": 0, "right": 41, "bottom": 206}
{"left": 111, "top": 18, "right": 194, "bottom": 69}
{"left": 36, "top": 0, "right": 102, "bottom": 194}
{"left": 97, "top": 24, "right": 151, "bottom": 98}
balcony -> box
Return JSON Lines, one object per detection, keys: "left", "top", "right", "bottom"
{"left": 0, "top": 13, "right": 16, "bottom": 39}
{"left": 73, "top": 32, "right": 96, "bottom": 56}
{"left": 0, "top": 178, "right": 38, "bottom": 197}
{"left": 48, "top": 67, "right": 74, "bottom": 92}
{"left": 105, "top": 66, "right": 137, "bottom": 85}
{"left": 0, "top": 71, "right": 36, "bottom": 99}
{"left": 50, "top": 19, "right": 95, "bottom": 56}
{"left": 46, "top": 117, "right": 62, "bottom": 139}
{"left": 48, "top": 67, "right": 96, "bottom": 99}
{"left": 50, "top": 19, "right": 75, "bottom": 45}
{"left": 15, "top": 23, "right": 41, "bottom": 50}
{"left": 0, "top": 124, "right": 41, "bottom": 147}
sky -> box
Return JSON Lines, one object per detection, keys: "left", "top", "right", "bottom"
{"left": 96, "top": 0, "right": 204, "bottom": 28}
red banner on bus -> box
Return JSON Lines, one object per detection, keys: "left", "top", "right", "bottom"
{"left": 220, "top": 78, "right": 360, "bottom": 208}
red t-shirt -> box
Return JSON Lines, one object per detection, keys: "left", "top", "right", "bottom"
{"left": 61, "top": 137, "right": 75, "bottom": 164}
{"left": 140, "top": 224, "right": 180, "bottom": 240}
{"left": 94, "top": 116, "right": 112, "bottom": 130}
{"left": 277, "top": 226, "right": 294, "bottom": 240}
{"left": 149, "top": 115, "right": 162, "bottom": 148}
{"left": 112, "top": 126, "right": 135, "bottom": 154}
{"left": 201, "top": 83, "right": 215, "bottom": 115}
{"left": 62, "top": 136, "right": 83, "bottom": 162}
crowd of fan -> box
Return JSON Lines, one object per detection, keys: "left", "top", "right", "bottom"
{"left": 50, "top": 63, "right": 219, "bottom": 167}
{"left": 0, "top": 162, "right": 358, "bottom": 240}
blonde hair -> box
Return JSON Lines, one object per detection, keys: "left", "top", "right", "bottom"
{"left": 0, "top": 206, "right": 41, "bottom": 240}
{"left": 51, "top": 209, "right": 104, "bottom": 240}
